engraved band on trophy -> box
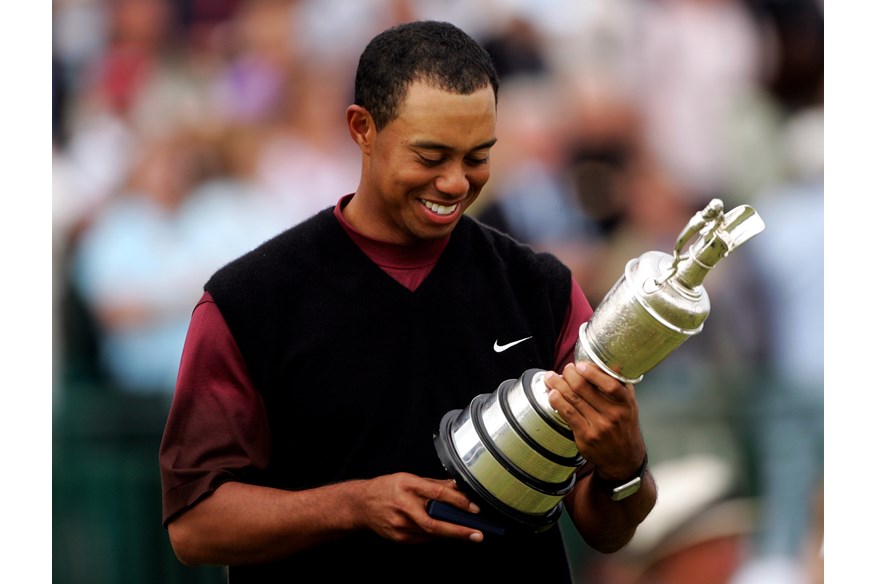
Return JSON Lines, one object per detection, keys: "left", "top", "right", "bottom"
{"left": 432, "top": 198, "right": 766, "bottom": 534}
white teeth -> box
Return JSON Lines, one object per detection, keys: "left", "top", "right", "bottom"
{"left": 421, "top": 200, "right": 458, "bottom": 216}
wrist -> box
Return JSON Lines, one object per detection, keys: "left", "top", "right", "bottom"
{"left": 592, "top": 454, "right": 648, "bottom": 502}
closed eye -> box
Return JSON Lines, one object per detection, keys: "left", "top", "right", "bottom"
{"left": 418, "top": 154, "right": 445, "bottom": 167}
{"left": 411, "top": 138, "right": 496, "bottom": 168}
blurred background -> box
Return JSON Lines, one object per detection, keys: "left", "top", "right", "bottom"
{"left": 51, "top": 1, "right": 823, "bottom": 582}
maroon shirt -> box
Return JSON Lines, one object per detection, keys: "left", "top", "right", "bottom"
{"left": 159, "top": 195, "right": 594, "bottom": 524}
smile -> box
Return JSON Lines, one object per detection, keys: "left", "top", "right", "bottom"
{"left": 420, "top": 199, "right": 459, "bottom": 216}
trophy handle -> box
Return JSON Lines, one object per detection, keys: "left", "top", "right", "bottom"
{"left": 655, "top": 199, "right": 724, "bottom": 286}
{"left": 720, "top": 204, "right": 766, "bottom": 256}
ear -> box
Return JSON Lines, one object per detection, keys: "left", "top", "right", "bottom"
{"left": 346, "top": 105, "right": 373, "bottom": 154}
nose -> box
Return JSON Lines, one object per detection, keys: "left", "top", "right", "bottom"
{"left": 434, "top": 164, "right": 470, "bottom": 197}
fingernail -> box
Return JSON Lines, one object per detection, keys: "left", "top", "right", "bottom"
{"left": 469, "top": 531, "right": 483, "bottom": 543}
{"left": 468, "top": 502, "right": 480, "bottom": 514}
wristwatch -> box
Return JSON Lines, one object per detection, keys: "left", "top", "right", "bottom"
{"left": 592, "top": 455, "right": 648, "bottom": 501}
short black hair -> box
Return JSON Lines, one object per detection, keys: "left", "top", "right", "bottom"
{"left": 354, "top": 20, "right": 500, "bottom": 131}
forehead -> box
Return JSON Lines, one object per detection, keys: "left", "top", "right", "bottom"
{"left": 390, "top": 81, "right": 497, "bottom": 146}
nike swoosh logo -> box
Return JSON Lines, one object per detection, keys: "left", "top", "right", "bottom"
{"left": 493, "top": 336, "right": 533, "bottom": 353}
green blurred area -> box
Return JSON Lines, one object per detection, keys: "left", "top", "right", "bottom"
{"left": 50, "top": 253, "right": 222, "bottom": 583}
{"left": 52, "top": 381, "right": 226, "bottom": 584}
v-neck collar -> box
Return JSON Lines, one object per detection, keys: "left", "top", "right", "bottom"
{"left": 333, "top": 195, "right": 452, "bottom": 292}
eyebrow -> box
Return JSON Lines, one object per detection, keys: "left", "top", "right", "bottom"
{"left": 410, "top": 138, "right": 498, "bottom": 152}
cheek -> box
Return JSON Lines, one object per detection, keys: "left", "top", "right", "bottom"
{"left": 392, "top": 165, "right": 437, "bottom": 191}
{"left": 369, "top": 156, "right": 420, "bottom": 191}
{"left": 469, "top": 166, "right": 491, "bottom": 190}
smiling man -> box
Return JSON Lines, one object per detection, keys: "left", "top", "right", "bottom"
{"left": 159, "top": 20, "right": 655, "bottom": 583}
{"left": 344, "top": 80, "right": 497, "bottom": 244}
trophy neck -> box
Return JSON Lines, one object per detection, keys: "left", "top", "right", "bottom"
{"left": 674, "top": 233, "right": 724, "bottom": 290}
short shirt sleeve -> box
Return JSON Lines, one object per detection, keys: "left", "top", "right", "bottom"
{"left": 159, "top": 292, "right": 271, "bottom": 526}
{"left": 553, "top": 276, "right": 593, "bottom": 371}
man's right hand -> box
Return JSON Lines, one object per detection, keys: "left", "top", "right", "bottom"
{"left": 357, "top": 473, "right": 485, "bottom": 544}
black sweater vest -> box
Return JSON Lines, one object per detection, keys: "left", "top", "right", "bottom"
{"left": 205, "top": 209, "right": 574, "bottom": 582}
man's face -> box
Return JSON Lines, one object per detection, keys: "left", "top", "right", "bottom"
{"left": 358, "top": 81, "right": 497, "bottom": 244}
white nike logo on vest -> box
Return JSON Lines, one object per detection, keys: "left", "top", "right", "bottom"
{"left": 493, "top": 336, "right": 533, "bottom": 353}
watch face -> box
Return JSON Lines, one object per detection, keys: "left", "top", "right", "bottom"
{"left": 611, "top": 477, "right": 642, "bottom": 501}
{"left": 596, "top": 454, "right": 648, "bottom": 501}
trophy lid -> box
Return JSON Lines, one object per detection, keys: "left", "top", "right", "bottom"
{"left": 672, "top": 201, "right": 766, "bottom": 290}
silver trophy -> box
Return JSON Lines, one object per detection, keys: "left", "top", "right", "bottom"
{"left": 433, "top": 199, "right": 766, "bottom": 533}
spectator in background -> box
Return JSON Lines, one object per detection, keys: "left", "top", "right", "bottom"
{"left": 253, "top": 64, "right": 361, "bottom": 224}
{"left": 585, "top": 454, "right": 758, "bottom": 584}
{"left": 69, "top": 128, "right": 278, "bottom": 394}
{"left": 476, "top": 74, "right": 640, "bottom": 292}
{"left": 481, "top": 14, "right": 549, "bottom": 79}
{"left": 55, "top": 0, "right": 176, "bottom": 240}
{"left": 633, "top": 0, "right": 765, "bottom": 206}
{"left": 475, "top": 78, "right": 602, "bottom": 268}
{"left": 731, "top": 104, "right": 824, "bottom": 584}
{"left": 211, "top": 0, "right": 295, "bottom": 125}
{"left": 730, "top": 4, "right": 824, "bottom": 581}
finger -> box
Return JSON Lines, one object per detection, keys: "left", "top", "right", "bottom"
{"left": 423, "top": 479, "right": 480, "bottom": 515}
{"left": 415, "top": 479, "right": 486, "bottom": 541}
{"left": 545, "top": 374, "right": 596, "bottom": 429}
{"left": 573, "top": 362, "right": 633, "bottom": 404}
{"left": 548, "top": 388, "right": 591, "bottom": 431}
{"left": 418, "top": 501, "right": 485, "bottom": 543}
{"left": 551, "top": 364, "right": 601, "bottom": 419}
{"left": 423, "top": 516, "right": 484, "bottom": 543}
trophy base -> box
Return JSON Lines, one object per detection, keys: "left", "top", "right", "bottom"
{"left": 433, "top": 408, "right": 564, "bottom": 535}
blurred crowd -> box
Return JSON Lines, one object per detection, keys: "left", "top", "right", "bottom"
{"left": 52, "top": 1, "right": 824, "bottom": 583}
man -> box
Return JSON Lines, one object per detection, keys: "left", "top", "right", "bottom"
{"left": 160, "top": 20, "right": 656, "bottom": 582}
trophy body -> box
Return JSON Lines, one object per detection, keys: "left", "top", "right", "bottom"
{"left": 433, "top": 199, "right": 766, "bottom": 533}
